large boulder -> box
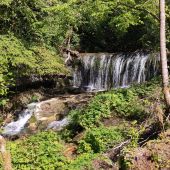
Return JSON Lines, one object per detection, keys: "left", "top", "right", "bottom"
{"left": 26, "top": 93, "right": 94, "bottom": 133}
{"left": 35, "top": 99, "right": 68, "bottom": 122}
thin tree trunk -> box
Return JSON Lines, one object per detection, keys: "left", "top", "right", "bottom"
{"left": 64, "top": 27, "right": 73, "bottom": 64}
{"left": 0, "top": 135, "right": 12, "bottom": 170}
{"left": 160, "top": 0, "right": 170, "bottom": 107}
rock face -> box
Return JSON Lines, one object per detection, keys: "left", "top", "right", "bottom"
{"left": 34, "top": 93, "right": 93, "bottom": 123}
{"left": 35, "top": 99, "right": 67, "bottom": 122}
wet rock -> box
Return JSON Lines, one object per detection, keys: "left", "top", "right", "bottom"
{"left": 46, "top": 118, "right": 69, "bottom": 131}
{"left": 3, "top": 93, "right": 94, "bottom": 136}
{"left": 34, "top": 99, "right": 67, "bottom": 122}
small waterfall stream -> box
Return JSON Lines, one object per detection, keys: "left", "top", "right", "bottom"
{"left": 2, "top": 102, "right": 69, "bottom": 136}
{"left": 2, "top": 103, "right": 37, "bottom": 136}
{"left": 73, "top": 52, "right": 159, "bottom": 91}
{"left": 2, "top": 93, "right": 93, "bottom": 136}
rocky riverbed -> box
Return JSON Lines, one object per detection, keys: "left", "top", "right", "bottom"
{"left": 1, "top": 92, "right": 94, "bottom": 137}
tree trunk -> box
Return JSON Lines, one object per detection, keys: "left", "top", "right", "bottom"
{"left": 160, "top": 0, "right": 170, "bottom": 108}
{"left": 0, "top": 135, "right": 12, "bottom": 170}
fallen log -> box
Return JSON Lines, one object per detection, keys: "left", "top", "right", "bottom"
{"left": 105, "top": 139, "right": 131, "bottom": 161}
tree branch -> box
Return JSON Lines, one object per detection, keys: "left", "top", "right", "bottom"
{"left": 105, "top": 139, "right": 131, "bottom": 161}
{"left": 119, "top": 2, "right": 159, "bottom": 22}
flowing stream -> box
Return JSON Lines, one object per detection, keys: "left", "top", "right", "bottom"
{"left": 73, "top": 52, "right": 159, "bottom": 91}
{"left": 2, "top": 103, "right": 37, "bottom": 136}
{"left": 2, "top": 101, "right": 69, "bottom": 136}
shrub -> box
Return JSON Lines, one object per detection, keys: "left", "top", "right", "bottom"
{"left": 0, "top": 34, "right": 69, "bottom": 107}
{"left": 63, "top": 153, "right": 97, "bottom": 170}
{"left": 109, "top": 88, "right": 148, "bottom": 120}
{"left": 2, "top": 131, "right": 98, "bottom": 170}
{"left": 69, "top": 86, "right": 149, "bottom": 129}
{"left": 69, "top": 94, "right": 112, "bottom": 129}
{"left": 78, "top": 126, "right": 126, "bottom": 153}
{"left": 130, "top": 77, "right": 162, "bottom": 99}
{"left": 6, "top": 131, "right": 67, "bottom": 170}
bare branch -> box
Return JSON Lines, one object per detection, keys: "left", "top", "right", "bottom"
{"left": 105, "top": 139, "right": 131, "bottom": 160}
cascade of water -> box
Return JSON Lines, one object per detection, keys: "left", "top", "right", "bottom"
{"left": 2, "top": 103, "right": 37, "bottom": 136}
{"left": 2, "top": 101, "right": 71, "bottom": 136}
{"left": 46, "top": 118, "right": 69, "bottom": 131}
{"left": 73, "top": 52, "right": 159, "bottom": 91}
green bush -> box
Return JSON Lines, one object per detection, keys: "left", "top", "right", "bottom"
{"left": 63, "top": 153, "right": 97, "bottom": 170}
{"left": 0, "top": 34, "right": 69, "bottom": 76}
{"left": 0, "top": 71, "right": 13, "bottom": 106}
{"left": 6, "top": 131, "right": 67, "bottom": 170}
{"left": 69, "top": 94, "right": 112, "bottom": 129}
{"left": 2, "top": 131, "right": 98, "bottom": 170}
{"left": 78, "top": 126, "right": 126, "bottom": 153}
{"left": 69, "top": 85, "right": 150, "bottom": 129}
{"left": 109, "top": 88, "right": 148, "bottom": 120}
{"left": 130, "top": 77, "right": 162, "bottom": 99}
{"left": 0, "top": 34, "right": 69, "bottom": 106}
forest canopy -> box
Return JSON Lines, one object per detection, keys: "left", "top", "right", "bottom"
{"left": 1, "top": 0, "right": 169, "bottom": 52}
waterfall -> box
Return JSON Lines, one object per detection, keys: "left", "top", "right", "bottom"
{"left": 2, "top": 103, "right": 37, "bottom": 136}
{"left": 73, "top": 52, "right": 159, "bottom": 91}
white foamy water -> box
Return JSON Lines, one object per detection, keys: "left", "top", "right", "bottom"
{"left": 47, "top": 118, "right": 69, "bottom": 131}
{"left": 73, "top": 52, "right": 160, "bottom": 91}
{"left": 2, "top": 101, "right": 70, "bottom": 136}
{"left": 2, "top": 103, "right": 37, "bottom": 136}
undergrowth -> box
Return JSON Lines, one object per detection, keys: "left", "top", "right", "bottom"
{"left": 1, "top": 78, "right": 164, "bottom": 170}
{"left": 69, "top": 78, "right": 162, "bottom": 130}
{"left": 0, "top": 131, "right": 97, "bottom": 170}
{"left": 78, "top": 126, "right": 127, "bottom": 153}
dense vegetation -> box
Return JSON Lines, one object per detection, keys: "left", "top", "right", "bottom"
{"left": 0, "top": 0, "right": 170, "bottom": 106}
{"left": 0, "top": 78, "right": 167, "bottom": 169}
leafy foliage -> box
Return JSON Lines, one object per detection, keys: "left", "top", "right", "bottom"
{"left": 0, "top": 0, "right": 161, "bottom": 51}
{"left": 78, "top": 126, "right": 126, "bottom": 153}
{"left": 0, "top": 0, "right": 46, "bottom": 41}
{"left": 69, "top": 86, "right": 150, "bottom": 129}
{"left": 69, "top": 94, "right": 112, "bottom": 129}
{"left": 0, "top": 34, "right": 69, "bottom": 106}
{"left": 0, "top": 131, "right": 97, "bottom": 170}
{"left": 0, "top": 34, "right": 68, "bottom": 76}
{"left": 0, "top": 0, "right": 168, "bottom": 106}
{"left": 4, "top": 132, "right": 66, "bottom": 169}
{"left": 76, "top": 0, "right": 161, "bottom": 51}
{"left": 63, "top": 153, "right": 97, "bottom": 170}
{"left": 0, "top": 79, "right": 163, "bottom": 169}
